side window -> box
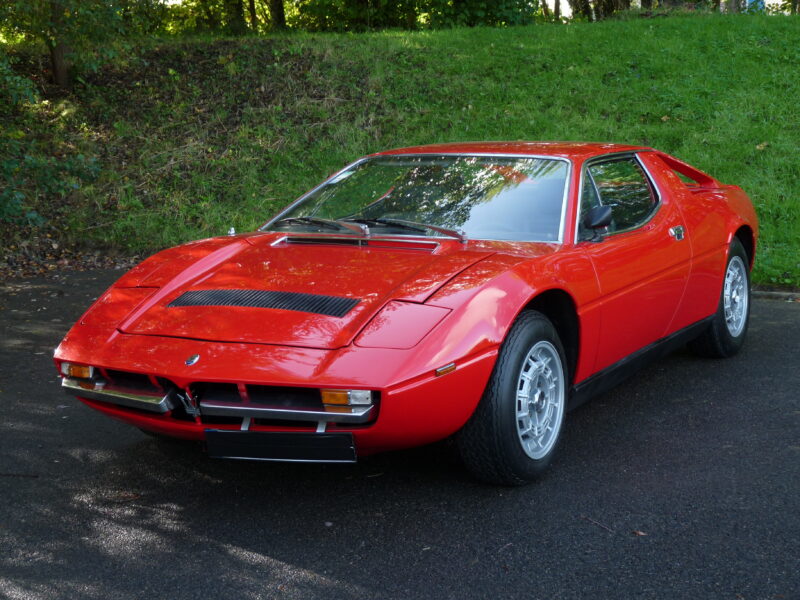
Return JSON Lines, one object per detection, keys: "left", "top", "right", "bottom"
{"left": 586, "top": 158, "right": 657, "bottom": 232}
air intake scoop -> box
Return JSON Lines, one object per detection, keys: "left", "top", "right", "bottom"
{"left": 168, "top": 289, "right": 359, "bottom": 318}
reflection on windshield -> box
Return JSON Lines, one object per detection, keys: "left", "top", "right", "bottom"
{"left": 269, "top": 155, "right": 569, "bottom": 242}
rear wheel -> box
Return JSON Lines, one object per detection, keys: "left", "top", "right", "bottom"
{"left": 689, "top": 238, "right": 751, "bottom": 358}
{"left": 457, "top": 311, "right": 567, "bottom": 485}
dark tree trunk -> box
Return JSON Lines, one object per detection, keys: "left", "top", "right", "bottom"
{"left": 225, "top": 0, "right": 248, "bottom": 34}
{"left": 791, "top": 0, "right": 797, "bottom": 13}
{"left": 269, "top": 0, "right": 287, "bottom": 29}
{"left": 567, "top": 0, "right": 593, "bottom": 20}
{"left": 405, "top": 5, "right": 418, "bottom": 28}
{"left": 48, "top": 40, "right": 71, "bottom": 89}
{"left": 248, "top": 0, "right": 258, "bottom": 30}
{"left": 727, "top": 0, "right": 740, "bottom": 12}
{"left": 595, "top": 0, "right": 614, "bottom": 19}
{"left": 541, "top": 0, "right": 551, "bottom": 19}
{"left": 349, "top": 0, "right": 371, "bottom": 29}
{"left": 48, "top": 2, "right": 71, "bottom": 89}
{"left": 641, "top": 0, "right": 653, "bottom": 8}
{"left": 554, "top": 0, "right": 561, "bottom": 20}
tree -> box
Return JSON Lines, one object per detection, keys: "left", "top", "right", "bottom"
{"left": 194, "top": 0, "right": 222, "bottom": 30}
{"left": 269, "top": 0, "right": 286, "bottom": 29}
{"left": 224, "top": 0, "right": 248, "bottom": 33}
{"left": 567, "top": 0, "right": 593, "bottom": 19}
{"left": 0, "top": 0, "right": 124, "bottom": 89}
{"left": 247, "top": 0, "right": 259, "bottom": 30}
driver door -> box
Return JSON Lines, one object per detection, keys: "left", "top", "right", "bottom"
{"left": 578, "top": 154, "right": 691, "bottom": 373}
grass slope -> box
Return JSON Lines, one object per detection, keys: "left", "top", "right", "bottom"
{"left": 8, "top": 14, "right": 800, "bottom": 285}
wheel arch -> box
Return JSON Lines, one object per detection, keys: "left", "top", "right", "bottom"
{"left": 522, "top": 289, "right": 580, "bottom": 386}
{"left": 734, "top": 225, "right": 756, "bottom": 270}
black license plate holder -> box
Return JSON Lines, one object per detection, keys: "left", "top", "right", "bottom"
{"left": 205, "top": 430, "right": 356, "bottom": 463}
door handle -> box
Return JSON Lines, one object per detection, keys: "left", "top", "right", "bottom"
{"left": 669, "top": 225, "right": 685, "bottom": 241}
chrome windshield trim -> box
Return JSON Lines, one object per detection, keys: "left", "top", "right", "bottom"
{"left": 62, "top": 378, "right": 175, "bottom": 414}
{"left": 261, "top": 157, "right": 371, "bottom": 231}
{"left": 262, "top": 153, "right": 572, "bottom": 244}
{"left": 199, "top": 400, "right": 375, "bottom": 424}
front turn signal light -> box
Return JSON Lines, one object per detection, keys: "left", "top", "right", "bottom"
{"left": 321, "top": 389, "right": 373, "bottom": 406}
{"left": 60, "top": 363, "right": 94, "bottom": 379}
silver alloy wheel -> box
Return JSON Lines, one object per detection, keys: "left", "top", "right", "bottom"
{"left": 515, "top": 340, "right": 565, "bottom": 460}
{"left": 723, "top": 255, "right": 748, "bottom": 337}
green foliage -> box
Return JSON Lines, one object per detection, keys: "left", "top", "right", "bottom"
{"left": 0, "top": 50, "right": 38, "bottom": 222}
{"left": 289, "top": 0, "right": 419, "bottom": 31}
{"left": 0, "top": 51, "right": 37, "bottom": 106}
{"left": 0, "top": 0, "right": 124, "bottom": 57}
{"left": 2, "top": 15, "right": 799, "bottom": 287}
{"left": 0, "top": 136, "right": 100, "bottom": 224}
{"left": 0, "top": 47, "right": 99, "bottom": 223}
{"left": 285, "top": 0, "right": 540, "bottom": 30}
{"left": 0, "top": 0, "right": 170, "bottom": 87}
{"left": 160, "top": 0, "right": 543, "bottom": 32}
{"left": 426, "top": 0, "right": 540, "bottom": 27}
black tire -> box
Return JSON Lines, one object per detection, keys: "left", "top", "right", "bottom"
{"left": 689, "top": 238, "right": 751, "bottom": 358}
{"left": 457, "top": 310, "right": 568, "bottom": 485}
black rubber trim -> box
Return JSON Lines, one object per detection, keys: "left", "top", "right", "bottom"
{"left": 568, "top": 315, "right": 714, "bottom": 410}
{"left": 168, "top": 289, "right": 359, "bottom": 318}
{"left": 204, "top": 430, "right": 356, "bottom": 463}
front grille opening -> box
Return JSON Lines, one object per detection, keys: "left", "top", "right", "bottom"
{"left": 247, "top": 385, "right": 321, "bottom": 408}
{"left": 104, "top": 369, "right": 162, "bottom": 395}
{"left": 192, "top": 382, "right": 242, "bottom": 404}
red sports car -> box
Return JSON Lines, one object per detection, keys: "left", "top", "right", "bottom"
{"left": 54, "top": 142, "right": 757, "bottom": 484}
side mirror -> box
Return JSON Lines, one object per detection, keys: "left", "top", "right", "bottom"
{"left": 583, "top": 205, "right": 612, "bottom": 230}
{"left": 581, "top": 205, "right": 612, "bottom": 242}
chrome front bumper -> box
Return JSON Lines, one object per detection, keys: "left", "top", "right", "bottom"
{"left": 62, "top": 377, "right": 175, "bottom": 413}
{"left": 62, "top": 378, "right": 375, "bottom": 424}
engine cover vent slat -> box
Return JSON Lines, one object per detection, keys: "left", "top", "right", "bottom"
{"left": 168, "top": 289, "right": 359, "bottom": 318}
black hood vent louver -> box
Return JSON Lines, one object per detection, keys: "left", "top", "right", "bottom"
{"left": 168, "top": 289, "right": 360, "bottom": 318}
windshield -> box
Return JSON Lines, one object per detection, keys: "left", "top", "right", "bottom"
{"left": 267, "top": 154, "right": 570, "bottom": 242}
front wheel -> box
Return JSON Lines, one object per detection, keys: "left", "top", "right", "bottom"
{"left": 457, "top": 311, "right": 567, "bottom": 485}
{"left": 689, "top": 238, "right": 751, "bottom": 358}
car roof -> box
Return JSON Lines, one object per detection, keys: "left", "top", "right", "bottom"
{"left": 372, "top": 141, "right": 651, "bottom": 161}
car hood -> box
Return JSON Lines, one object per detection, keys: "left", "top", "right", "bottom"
{"left": 117, "top": 234, "right": 494, "bottom": 349}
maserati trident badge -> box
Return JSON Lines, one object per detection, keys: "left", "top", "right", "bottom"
{"left": 185, "top": 354, "right": 200, "bottom": 366}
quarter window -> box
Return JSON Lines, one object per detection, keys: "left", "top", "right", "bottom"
{"left": 585, "top": 157, "right": 657, "bottom": 233}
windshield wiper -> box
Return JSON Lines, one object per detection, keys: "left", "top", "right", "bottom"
{"left": 347, "top": 218, "right": 467, "bottom": 243}
{"left": 273, "top": 217, "right": 368, "bottom": 236}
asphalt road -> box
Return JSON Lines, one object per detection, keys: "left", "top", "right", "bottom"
{"left": 1, "top": 269, "right": 798, "bottom": 600}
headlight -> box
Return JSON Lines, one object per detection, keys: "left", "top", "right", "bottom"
{"left": 355, "top": 301, "right": 450, "bottom": 349}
